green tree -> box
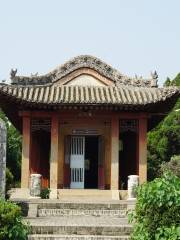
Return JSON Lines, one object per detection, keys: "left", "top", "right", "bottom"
{"left": 0, "top": 198, "right": 29, "bottom": 239}
{"left": 147, "top": 73, "right": 180, "bottom": 180}
{"left": 0, "top": 111, "right": 22, "bottom": 184}
{"left": 129, "top": 172, "right": 180, "bottom": 240}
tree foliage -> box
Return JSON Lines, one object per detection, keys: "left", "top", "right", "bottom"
{"left": 0, "top": 198, "right": 29, "bottom": 240}
{"left": 0, "top": 111, "right": 22, "bottom": 183}
{"left": 147, "top": 73, "right": 180, "bottom": 180}
{"left": 129, "top": 172, "right": 180, "bottom": 240}
{"left": 161, "top": 155, "right": 180, "bottom": 178}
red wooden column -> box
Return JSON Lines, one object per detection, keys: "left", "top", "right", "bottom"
{"left": 50, "top": 113, "right": 59, "bottom": 199}
{"left": 110, "top": 117, "right": 119, "bottom": 190}
{"left": 138, "top": 117, "right": 147, "bottom": 184}
{"left": 21, "top": 115, "right": 31, "bottom": 188}
{"left": 98, "top": 136, "right": 105, "bottom": 189}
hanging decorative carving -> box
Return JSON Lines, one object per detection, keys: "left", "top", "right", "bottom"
{"left": 31, "top": 119, "right": 51, "bottom": 132}
{"left": 120, "top": 120, "right": 138, "bottom": 133}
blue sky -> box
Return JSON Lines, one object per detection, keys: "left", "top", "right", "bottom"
{"left": 0, "top": 0, "right": 179, "bottom": 85}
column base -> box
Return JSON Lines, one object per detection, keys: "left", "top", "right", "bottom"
{"left": 111, "top": 190, "right": 119, "bottom": 200}
{"left": 50, "top": 188, "right": 57, "bottom": 199}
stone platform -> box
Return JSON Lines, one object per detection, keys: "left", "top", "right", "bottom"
{"left": 18, "top": 199, "right": 135, "bottom": 240}
{"left": 9, "top": 189, "right": 128, "bottom": 201}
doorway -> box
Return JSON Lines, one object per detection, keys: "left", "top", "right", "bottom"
{"left": 84, "top": 136, "right": 99, "bottom": 189}
{"left": 119, "top": 131, "right": 138, "bottom": 189}
{"left": 31, "top": 130, "right": 50, "bottom": 188}
{"left": 69, "top": 135, "right": 99, "bottom": 189}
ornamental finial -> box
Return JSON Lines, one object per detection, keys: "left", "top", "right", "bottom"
{"left": 150, "top": 71, "right": 158, "bottom": 87}
{"left": 10, "top": 68, "right": 17, "bottom": 79}
{"left": 151, "top": 70, "right": 158, "bottom": 79}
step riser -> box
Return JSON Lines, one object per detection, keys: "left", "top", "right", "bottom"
{"left": 28, "top": 235, "right": 130, "bottom": 240}
{"left": 31, "top": 226, "right": 132, "bottom": 236}
{"left": 38, "top": 209, "right": 126, "bottom": 217}
{"left": 38, "top": 203, "right": 127, "bottom": 211}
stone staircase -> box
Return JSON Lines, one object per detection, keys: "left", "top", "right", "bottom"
{"left": 24, "top": 199, "right": 134, "bottom": 240}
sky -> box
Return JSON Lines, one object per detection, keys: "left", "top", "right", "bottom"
{"left": 0, "top": 0, "right": 180, "bottom": 85}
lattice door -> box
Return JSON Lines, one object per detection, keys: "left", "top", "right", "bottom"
{"left": 70, "top": 136, "right": 85, "bottom": 189}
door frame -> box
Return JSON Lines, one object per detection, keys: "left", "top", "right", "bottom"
{"left": 64, "top": 134, "right": 105, "bottom": 189}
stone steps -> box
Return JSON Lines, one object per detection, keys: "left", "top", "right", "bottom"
{"left": 23, "top": 200, "right": 134, "bottom": 239}
{"left": 30, "top": 224, "right": 132, "bottom": 236}
{"left": 28, "top": 234, "right": 130, "bottom": 240}
{"left": 57, "top": 190, "right": 114, "bottom": 200}
{"left": 38, "top": 208, "right": 126, "bottom": 217}
{"left": 36, "top": 201, "right": 127, "bottom": 218}
{"left": 27, "top": 216, "right": 131, "bottom": 236}
{"left": 37, "top": 201, "right": 128, "bottom": 210}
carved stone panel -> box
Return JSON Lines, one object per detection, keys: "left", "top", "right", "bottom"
{"left": 0, "top": 120, "right": 6, "bottom": 198}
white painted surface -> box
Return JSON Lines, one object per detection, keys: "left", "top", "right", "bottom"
{"left": 127, "top": 175, "right": 139, "bottom": 200}
{"left": 67, "top": 74, "right": 106, "bottom": 86}
{"left": 70, "top": 136, "right": 85, "bottom": 189}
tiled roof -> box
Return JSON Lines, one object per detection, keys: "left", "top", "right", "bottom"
{"left": 0, "top": 84, "right": 179, "bottom": 109}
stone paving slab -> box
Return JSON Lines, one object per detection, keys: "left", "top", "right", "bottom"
{"left": 28, "top": 234, "right": 130, "bottom": 240}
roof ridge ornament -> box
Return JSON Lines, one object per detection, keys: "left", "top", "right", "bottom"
{"left": 150, "top": 70, "right": 158, "bottom": 87}
{"left": 10, "top": 55, "right": 158, "bottom": 88}
{"left": 10, "top": 68, "right": 17, "bottom": 79}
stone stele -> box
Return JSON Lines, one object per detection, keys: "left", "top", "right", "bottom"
{"left": 128, "top": 175, "right": 139, "bottom": 200}
{"left": 30, "top": 174, "right": 42, "bottom": 197}
{"left": 0, "top": 119, "right": 6, "bottom": 199}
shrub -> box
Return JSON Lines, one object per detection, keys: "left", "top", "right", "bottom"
{"left": 5, "top": 168, "right": 14, "bottom": 199}
{"left": 129, "top": 172, "right": 180, "bottom": 240}
{"left": 6, "top": 168, "right": 14, "bottom": 191}
{"left": 40, "top": 188, "right": 50, "bottom": 199}
{"left": 161, "top": 155, "right": 180, "bottom": 177}
{"left": 0, "top": 198, "right": 29, "bottom": 240}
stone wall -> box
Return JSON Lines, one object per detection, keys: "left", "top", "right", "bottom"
{"left": 0, "top": 119, "right": 6, "bottom": 198}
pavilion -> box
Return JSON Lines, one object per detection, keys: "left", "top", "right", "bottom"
{"left": 0, "top": 55, "right": 179, "bottom": 199}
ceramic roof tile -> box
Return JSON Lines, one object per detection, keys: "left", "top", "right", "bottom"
{"left": 0, "top": 85, "right": 179, "bottom": 110}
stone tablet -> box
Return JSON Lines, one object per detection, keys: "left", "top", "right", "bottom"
{"left": 0, "top": 119, "right": 6, "bottom": 199}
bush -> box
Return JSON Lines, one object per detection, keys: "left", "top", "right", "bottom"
{"left": 161, "top": 155, "right": 180, "bottom": 177}
{"left": 129, "top": 172, "right": 180, "bottom": 240}
{"left": 6, "top": 168, "right": 14, "bottom": 191}
{"left": 0, "top": 198, "right": 29, "bottom": 240}
{"left": 5, "top": 168, "right": 14, "bottom": 199}
{"left": 40, "top": 188, "right": 50, "bottom": 199}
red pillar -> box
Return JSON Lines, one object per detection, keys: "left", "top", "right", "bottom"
{"left": 138, "top": 117, "right": 147, "bottom": 184}
{"left": 21, "top": 115, "right": 31, "bottom": 188}
{"left": 50, "top": 113, "right": 59, "bottom": 198}
{"left": 110, "top": 117, "right": 119, "bottom": 190}
{"left": 98, "top": 136, "right": 105, "bottom": 189}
